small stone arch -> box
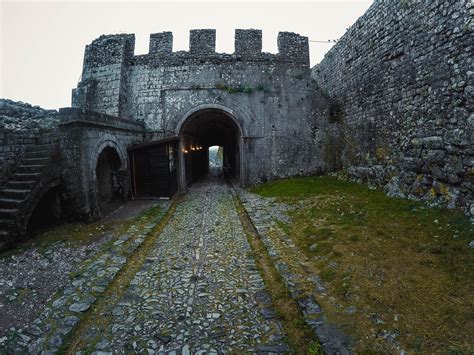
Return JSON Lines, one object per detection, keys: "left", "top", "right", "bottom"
{"left": 89, "top": 138, "right": 128, "bottom": 217}
{"left": 89, "top": 138, "right": 127, "bottom": 184}
{"left": 21, "top": 177, "right": 64, "bottom": 236}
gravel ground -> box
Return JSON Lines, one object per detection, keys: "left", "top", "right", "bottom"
{"left": 0, "top": 199, "right": 161, "bottom": 339}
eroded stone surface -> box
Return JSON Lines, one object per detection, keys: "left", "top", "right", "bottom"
{"left": 0, "top": 200, "right": 170, "bottom": 353}
{"left": 77, "top": 178, "right": 287, "bottom": 353}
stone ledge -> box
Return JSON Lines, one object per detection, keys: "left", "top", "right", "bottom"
{"left": 59, "top": 108, "right": 145, "bottom": 133}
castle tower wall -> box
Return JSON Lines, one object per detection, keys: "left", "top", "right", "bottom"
{"left": 72, "top": 34, "right": 135, "bottom": 117}
{"left": 72, "top": 29, "right": 322, "bottom": 185}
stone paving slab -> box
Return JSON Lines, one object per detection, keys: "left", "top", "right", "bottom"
{"left": 1, "top": 201, "right": 171, "bottom": 353}
{"left": 2, "top": 178, "right": 289, "bottom": 354}
{"left": 77, "top": 179, "right": 288, "bottom": 353}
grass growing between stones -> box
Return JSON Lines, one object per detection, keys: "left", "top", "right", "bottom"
{"left": 62, "top": 197, "right": 181, "bottom": 353}
{"left": 233, "top": 195, "right": 322, "bottom": 354}
{"left": 250, "top": 175, "right": 473, "bottom": 354}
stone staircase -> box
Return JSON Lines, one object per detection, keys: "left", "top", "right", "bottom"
{"left": 0, "top": 132, "right": 59, "bottom": 250}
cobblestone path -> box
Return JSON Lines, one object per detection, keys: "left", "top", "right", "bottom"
{"left": 75, "top": 178, "right": 287, "bottom": 353}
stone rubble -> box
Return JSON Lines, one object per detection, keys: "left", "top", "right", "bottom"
{"left": 0, "top": 200, "right": 170, "bottom": 353}
{"left": 0, "top": 235, "right": 112, "bottom": 338}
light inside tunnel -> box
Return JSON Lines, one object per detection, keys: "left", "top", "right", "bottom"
{"left": 208, "top": 145, "right": 223, "bottom": 176}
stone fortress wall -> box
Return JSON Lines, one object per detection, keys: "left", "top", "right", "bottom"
{"left": 72, "top": 29, "right": 331, "bottom": 185}
{"left": 0, "top": 99, "right": 58, "bottom": 186}
{"left": 312, "top": 0, "right": 473, "bottom": 214}
{"left": 1, "top": 1, "right": 472, "bottom": 224}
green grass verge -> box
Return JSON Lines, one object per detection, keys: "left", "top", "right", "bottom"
{"left": 250, "top": 175, "right": 473, "bottom": 354}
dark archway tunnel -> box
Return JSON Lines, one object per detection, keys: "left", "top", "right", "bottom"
{"left": 27, "top": 185, "right": 65, "bottom": 235}
{"left": 180, "top": 109, "right": 241, "bottom": 185}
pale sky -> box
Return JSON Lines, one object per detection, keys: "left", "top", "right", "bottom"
{"left": 0, "top": 0, "right": 372, "bottom": 109}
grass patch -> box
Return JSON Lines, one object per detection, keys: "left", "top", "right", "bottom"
{"left": 250, "top": 175, "right": 474, "bottom": 353}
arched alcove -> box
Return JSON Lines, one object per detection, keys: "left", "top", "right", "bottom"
{"left": 95, "top": 147, "right": 122, "bottom": 214}
{"left": 26, "top": 185, "right": 64, "bottom": 235}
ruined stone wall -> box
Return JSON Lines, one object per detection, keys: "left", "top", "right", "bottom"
{"left": 0, "top": 99, "right": 58, "bottom": 186}
{"left": 312, "top": 0, "right": 473, "bottom": 214}
{"left": 73, "top": 30, "right": 327, "bottom": 185}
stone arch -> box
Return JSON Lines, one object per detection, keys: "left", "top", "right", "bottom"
{"left": 175, "top": 104, "right": 246, "bottom": 137}
{"left": 93, "top": 145, "right": 123, "bottom": 215}
{"left": 176, "top": 105, "right": 245, "bottom": 188}
{"left": 89, "top": 138, "right": 127, "bottom": 184}
{"left": 87, "top": 137, "right": 128, "bottom": 217}
{"left": 21, "top": 177, "right": 64, "bottom": 236}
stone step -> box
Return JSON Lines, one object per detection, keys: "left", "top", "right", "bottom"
{"left": 0, "top": 189, "right": 31, "bottom": 199}
{"left": 23, "top": 157, "right": 50, "bottom": 165}
{"left": 6, "top": 181, "right": 36, "bottom": 190}
{"left": 38, "top": 133, "right": 58, "bottom": 140}
{"left": 38, "top": 136, "right": 59, "bottom": 143}
{"left": 0, "top": 208, "right": 19, "bottom": 219}
{"left": 24, "top": 150, "right": 52, "bottom": 159}
{"left": 0, "top": 218, "right": 15, "bottom": 228}
{"left": 0, "top": 198, "right": 23, "bottom": 209}
{"left": 37, "top": 141, "right": 59, "bottom": 147}
{"left": 26, "top": 143, "right": 58, "bottom": 153}
{"left": 38, "top": 131, "right": 58, "bottom": 138}
{"left": 10, "top": 173, "right": 41, "bottom": 182}
{"left": 17, "top": 165, "right": 45, "bottom": 174}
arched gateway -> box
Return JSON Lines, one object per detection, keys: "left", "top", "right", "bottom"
{"left": 64, "top": 28, "right": 324, "bottom": 218}
{"left": 177, "top": 106, "right": 243, "bottom": 189}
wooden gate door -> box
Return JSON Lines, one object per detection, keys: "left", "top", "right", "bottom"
{"left": 129, "top": 138, "right": 179, "bottom": 198}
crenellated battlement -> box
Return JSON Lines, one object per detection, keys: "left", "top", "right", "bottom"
{"left": 189, "top": 29, "right": 216, "bottom": 54}
{"left": 277, "top": 32, "right": 309, "bottom": 63}
{"left": 74, "top": 28, "right": 311, "bottom": 125}
{"left": 235, "top": 29, "right": 262, "bottom": 58}
{"left": 82, "top": 29, "right": 309, "bottom": 67}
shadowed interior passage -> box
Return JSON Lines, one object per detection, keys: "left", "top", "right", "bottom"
{"left": 180, "top": 109, "right": 241, "bottom": 185}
